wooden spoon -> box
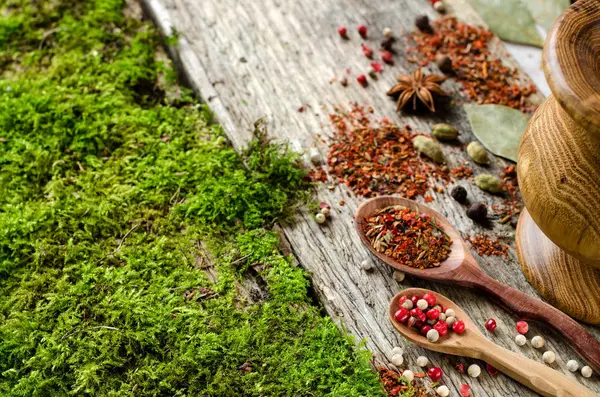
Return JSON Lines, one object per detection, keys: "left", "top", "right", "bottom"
{"left": 356, "top": 196, "right": 600, "bottom": 373}
{"left": 389, "top": 288, "right": 597, "bottom": 397}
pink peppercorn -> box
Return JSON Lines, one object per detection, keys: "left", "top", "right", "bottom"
{"left": 410, "top": 295, "right": 421, "bottom": 306}
{"left": 428, "top": 367, "right": 443, "bottom": 381}
{"left": 423, "top": 292, "right": 437, "bottom": 307}
{"left": 426, "top": 308, "right": 440, "bottom": 321}
{"left": 357, "top": 24, "right": 368, "bottom": 38}
{"left": 516, "top": 320, "right": 529, "bottom": 334}
{"left": 453, "top": 320, "right": 466, "bottom": 333}
{"left": 420, "top": 324, "right": 432, "bottom": 336}
{"left": 337, "top": 26, "right": 348, "bottom": 38}
{"left": 399, "top": 296, "right": 407, "bottom": 305}
{"left": 434, "top": 321, "right": 448, "bottom": 337}
{"left": 455, "top": 362, "right": 465, "bottom": 373}
{"left": 394, "top": 308, "right": 409, "bottom": 324}
{"left": 381, "top": 50, "right": 393, "bottom": 64}
{"left": 361, "top": 44, "right": 373, "bottom": 58}
{"left": 356, "top": 75, "right": 367, "bottom": 86}
{"left": 460, "top": 384, "right": 471, "bottom": 397}
{"left": 485, "top": 318, "right": 497, "bottom": 332}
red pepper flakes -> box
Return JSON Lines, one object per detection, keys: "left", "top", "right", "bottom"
{"left": 450, "top": 166, "right": 473, "bottom": 179}
{"left": 406, "top": 17, "right": 537, "bottom": 113}
{"left": 306, "top": 166, "right": 328, "bottom": 182}
{"left": 327, "top": 104, "right": 451, "bottom": 198}
{"left": 493, "top": 165, "right": 522, "bottom": 225}
{"left": 378, "top": 367, "right": 434, "bottom": 397}
{"left": 465, "top": 234, "right": 509, "bottom": 257}
{"left": 363, "top": 205, "right": 452, "bottom": 268}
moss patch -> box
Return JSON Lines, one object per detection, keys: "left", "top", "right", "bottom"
{"left": 0, "top": 0, "right": 383, "bottom": 395}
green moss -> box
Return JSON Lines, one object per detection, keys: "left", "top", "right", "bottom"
{"left": 0, "top": 0, "right": 383, "bottom": 395}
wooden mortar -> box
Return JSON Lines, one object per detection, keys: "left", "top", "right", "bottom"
{"left": 517, "top": 0, "right": 600, "bottom": 323}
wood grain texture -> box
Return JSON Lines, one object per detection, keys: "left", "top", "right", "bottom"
{"left": 544, "top": 0, "right": 600, "bottom": 135}
{"left": 516, "top": 208, "right": 600, "bottom": 324}
{"left": 357, "top": 196, "right": 600, "bottom": 372}
{"left": 390, "top": 289, "right": 597, "bottom": 397}
{"left": 518, "top": 94, "right": 600, "bottom": 267}
{"left": 140, "top": 0, "right": 600, "bottom": 395}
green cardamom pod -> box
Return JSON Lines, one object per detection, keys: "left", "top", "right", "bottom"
{"left": 475, "top": 174, "right": 503, "bottom": 193}
{"left": 412, "top": 135, "right": 445, "bottom": 164}
{"left": 466, "top": 141, "right": 490, "bottom": 165}
{"left": 432, "top": 123, "right": 459, "bottom": 141}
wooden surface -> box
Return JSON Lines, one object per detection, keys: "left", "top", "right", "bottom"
{"left": 544, "top": 0, "right": 600, "bottom": 135}
{"left": 518, "top": 94, "right": 600, "bottom": 267}
{"left": 390, "top": 289, "right": 597, "bottom": 397}
{"left": 517, "top": 209, "right": 600, "bottom": 324}
{"left": 140, "top": 0, "right": 600, "bottom": 395}
{"left": 358, "top": 196, "right": 600, "bottom": 371}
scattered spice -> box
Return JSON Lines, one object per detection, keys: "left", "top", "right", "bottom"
{"left": 455, "top": 362, "right": 465, "bottom": 373}
{"left": 337, "top": 26, "right": 348, "bottom": 39}
{"left": 306, "top": 166, "right": 328, "bottom": 182}
{"left": 358, "top": 24, "right": 368, "bottom": 38}
{"left": 465, "top": 234, "right": 509, "bottom": 257}
{"left": 413, "top": 135, "right": 445, "bottom": 163}
{"left": 475, "top": 173, "right": 503, "bottom": 193}
{"left": 387, "top": 69, "right": 446, "bottom": 112}
{"left": 492, "top": 165, "right": 521, "bottom": 225}
{"left": 435, "top": 53, "right": 452, "bottom": 74}
{"left": 364, "top": 206, "right": 452, "bottom": 268}
{"left": 466, "top": 202, "right": 487, "bottom": 222}
{"left": 407, "top": 17, "right": 537, "bottom": 113}
{"left": 431, "top": 123, "right": 459, "bottom": 141}
{"left": 450, "top": 186, "right": 467, "bottom": 204}
{"left": 450, "top": 166, "right": 473, "bottom": 179}
{"left": 327, "top": 105, "right": 450, "bottom": 198}
{"left": 466, "top": 142, "right": 490, "bottom": 165}
{"left": 357, "top": 74, "right": 368, "bottom": 86}
{"left": 415, "top": 15, "right": 433, "bottom": 33}
{"left": 382, "top": 50, "right": 394, "bottom": 64}
{"left": 378, "top": 367, "right": 433, "bottom": 397}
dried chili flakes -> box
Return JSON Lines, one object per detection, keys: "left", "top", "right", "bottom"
{"left": 450, "top": 166, "right": 473, "bottom": 179}
{"left": 378, "top": 367, "right": 433, "bottom": 397}
{"left": 327, "top": 104, "right": 450, "bottom": 198}
{"left": 364, "top": 205, "right": 452, "bottom": 269}
{"left": 465, "top": 234, "right": 509, "bottom": 257}
{"left": 306, "top": 165, "right": 328, "bottom": 182}
{"left": 406, "top": 17, "right": 537, "bottom": 113}
{"left": 493, "top": 165, "right": 522, "bottom": 225}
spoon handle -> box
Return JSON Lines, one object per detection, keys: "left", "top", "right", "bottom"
{"left": 473, "top": 335, "right": 597, "bottom": 397}
{"left": 475, "top": 271, "right": 600, "bottom": 373}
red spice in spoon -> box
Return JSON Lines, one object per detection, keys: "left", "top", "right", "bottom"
{"left": 363, "top": 205, "right": 452, "bottom": 269}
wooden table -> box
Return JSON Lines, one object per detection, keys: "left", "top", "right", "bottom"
{"left": 141, "top": 0, "right": 600, "bottom": 395}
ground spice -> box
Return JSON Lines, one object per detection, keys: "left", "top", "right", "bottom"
{"left": 327, "top": 104, "right": 450, "bottom": 198}
{"left": 465, "top": 234, "right": 509, "bottom": 258}
{"left": 363, "top": 205, "right": 452, "bottom": 268}
{"left": 492, "top": 165, "right": 522, "bottom": 225}
{"left": 378, "top": 367, "right": 433, "bottom": 397}
{"left": 406, "top": 17, "right": 537, "bottom": 113}
{"left": 450, "top": 166, "right": 473, "bottom": 179}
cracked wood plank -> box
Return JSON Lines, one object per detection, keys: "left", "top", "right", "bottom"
{"left": 141, "top": 0, "right": 600, "bottom": 395}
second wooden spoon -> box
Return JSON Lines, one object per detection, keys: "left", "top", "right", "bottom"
{"left": 356, "top": 196, "right": 600, "bottom": 373}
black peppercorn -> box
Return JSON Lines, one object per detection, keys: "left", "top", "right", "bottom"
{"left": 451, "top": 186, "right": 467, "bottom": 204}
{"left": 415, "top": 15, "right": 433, "bottom": 33}
{"left": 467, "top": 202, "right": 487, "bottom": 221}
{"left": 435, "top": 54, "right": 453, "bottom": 74}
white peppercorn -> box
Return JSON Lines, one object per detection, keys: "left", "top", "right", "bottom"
{"left": 417, "top": 299, "right": 428, "bottom": 310}
{"left": 468, "top": 364, "right": 481, "bottom": 378}
{"left": 391, "top": 354, "right": 404, "bottom": 366}
{"left": 438, "top": 312, "right": 446, "bottom": 321}
{"left": 402, "top": 369, "right": 414, "bottom": 382}
{"left": 320, "top": 206, "right": 331, "bottom": 217}
{"left": 445, "top": 308, "right": 455, "bottom": 317}
{"left": 391, "top": 346, "right": 403, "bottom": 356}
{"left": 416, "top": 356, "right": 429, "bottom": 367}
{"left": 531, "top": 336, "right": 545, "bottom": 349}
{"left": 393, "top": 271, "right": 406, "bottom": 282}
{"left": 401, "top": 299, "right": 413, "bottom": 310}
{"left": 542, "top": 351, "right": 556, "bottom": 364}
{"left": 515, "top": 334, "right": 527, "bottom": 346}
{"left": 427, "top": 328, "right": 440, "bottom": 343}
{"left": 315, "top": 213, "right": 326, "bottom": 224}
{"left": 581, "top": 366, "right": 593, "bottom": 378}
{"left": 383, "top": 27, "right": 393, "bottom": 39}
{"left": 309, "top": 147, "right": 322, "bottom": 164}
{"left": 445, "top": 316, "right": 456, "bottom": 327}
{"left": 436, "top": 385, "right": 450, "bottom": 397}
{"left": 566, "top": 360, "right": 579, "bottom": 372}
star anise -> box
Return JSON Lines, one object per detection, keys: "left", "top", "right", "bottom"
{"left": 387, "top": 69, "right": 447, "bottom": 112}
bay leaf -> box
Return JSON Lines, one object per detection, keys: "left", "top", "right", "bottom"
{"left": 525, "top": 0, "right": 570, "bottom": 30}
{"left": 468, "top": 0, "right": 544, "bottom": 47}
{"left": 464, "top": 104, "right": 532, "bottom": 163}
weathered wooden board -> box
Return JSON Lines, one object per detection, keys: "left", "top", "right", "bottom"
{"left": 141, "top": 0, "right": 600, "bottom": 395}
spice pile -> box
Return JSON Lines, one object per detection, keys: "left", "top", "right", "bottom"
{"left": 363, "top": 206, "right": 452, "bottom": 269}
{"left": 465, "top": 234, "right": 509, "bottom": 258}
{"left": 327, "top": 105, "right": 452, "bottom": 198}
{"left": 394, "top": 292, "right": 466, "bottom": 342}
{"left": 406, "top": 17, "right": 537, "bottom": 113}
{"left": 378, "top": 367, "right": 432, "bottom": 397}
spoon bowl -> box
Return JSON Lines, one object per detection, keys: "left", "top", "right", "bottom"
{"left": 356, "top": 196, "right": 600, "bottom": 372}
{"left": 389, "top": 288, "right": 596, "bottom": 397}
